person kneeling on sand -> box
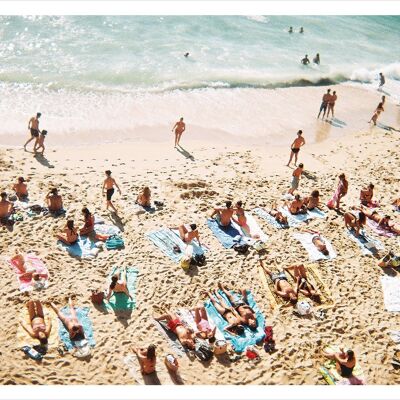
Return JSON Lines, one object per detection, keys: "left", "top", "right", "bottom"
{"left": 79, "top": 207, "right": 95, "bottom": 236}
{"left": 136, "top": 186, "right": 151, "bottom": 207}
{"left": 56, "top": 220, "right": 78, "bottom": 245}
{"left": 13, "top": 177, "right": 29, "bottom": 201}
{"left": 132, "top": 345, "right": 157, "bottom": 375}
{"left": 323, "top": 347, "right": 356, "bottom": 378}
{"left": 45, "top": 188, "right": 64, "bottom": 214}
{"left": 218, "top": 283, "right": 258, "bottom": 330}
{"left": 0, "top": 192, "right": 14, "bottom": 223}
{"left": 284, "top": 265, "right": 321, "bottom": 303}
{"left": 210, "top": 201, "right": 236, "bottom": 226}
{"left": 344, "top": 210, "right": 366, "bottom": 237}
{"left": 304, "top": 190, "right": 320, "bottom": 210}
{"left": 20, "top": 300, "right": 52, "bottom": 346}
{"left": 302, "top": 228, "right": 329, "bottom": 257}
{"left": 105, "top": 266, "right": 133, "bottom": 302}
{"left": 155, "top": 311, "right": 196, "bottom": 350}
{"left": 193, "top": 304, "right": 216, "bottom": 341}
{"left": 287, "top": 194, "right": 307, "bottom": 215}
{"left": 360, "top": 183, "right": 374, "bottom": 206}
{"left": 173, "top": 223, "right": 202, "bottom": 246}
{"left": 259, "top": 259, "right": 298, "bottom": 305}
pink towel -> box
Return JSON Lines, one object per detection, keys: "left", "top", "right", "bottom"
{"left": 9, "top": 254, "right": 49, "bottom": 292}
{"left": 367, "top": 219, "right": 397, "bottom": 238}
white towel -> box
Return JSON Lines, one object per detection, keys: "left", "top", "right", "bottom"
{"left": 293, "top": 233, "right": 337, "bottom": 261}
{"left": 380, "top": 276, "right": 400, "bottom": 312}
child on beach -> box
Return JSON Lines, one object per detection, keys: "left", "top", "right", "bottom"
{"left": 34, "top": 130, "right": 47, "bottom": 155}
{"left": 136, "top": 186, "right": 151, "bottom": 207}
{"left": 102, "top": 170, "right": 121, "bottom": 214}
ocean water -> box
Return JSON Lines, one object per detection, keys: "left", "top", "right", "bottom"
{"left": 0, "top": 15, "right": 399, "bottom": 140}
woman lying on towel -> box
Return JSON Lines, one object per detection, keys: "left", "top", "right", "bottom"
{"left": 155, "top": 311, "right": 196, "bottom": 350}
{"left": 210, "top": 201, "right": 236, "bottom": 226}
{"left": 136, "top": 186, "right": 151, "bottom": 207}
{"left": 284, "top": 265, "right": 321, "bottom": 303}
{"left": 11, "top": 251, "right": 47, "bottom": 285}
{"left": 304, "top": 190, "right": 320, "bottom": 211}
{"left": 132, "top": 344, "right": 157, "bottom": 375}
{"left": 323, "top": 347, "right": 356, "bottom": 378}
{"left": 287, "top": 195, "right": 307, "bottom": 215}
{"left": 344, "top": 210, "right": 366, "bottom": 237}
{"left": 354, "top": 206, "right": 399, "bottom": 234}
{"left": 56, "top": 220, "right": 78, "bottom": 245}
{"left": 268, "top": 203, "right": 288, "bottom": 226}
{"left": 207, "top": 290, "right": 246, "bottom": 335}
{"left": 79, "top": 207, "right": 94, "bottom": 236}
{"left": 51, "top": 298, "right": 85, "bottom": 341}
{"left": 259, "top": 260, "right": 298, "bottom": 305}
{"left": 173, "top": 223, "right": 202, "bottom": 246}
{"left": 193, "top": 305, "right": 216, "bottom": 341}
{"left": 105, "top": 266, "right": 133, "bottom": 301}
{"left": 302, "top": 228, "right": 330, "bottom": 256}
{"left": 20, "top": 300, "right": 51, "bottom": 345}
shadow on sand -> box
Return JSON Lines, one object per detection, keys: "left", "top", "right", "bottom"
{"left": 176, "top": 146, "right": 195, "bottom": 161}
{"left": 34, "top": 153, "right": 55, "bottom": 168}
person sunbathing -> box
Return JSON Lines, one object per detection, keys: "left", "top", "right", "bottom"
{"left": 20, "top": 300, "right": 51, "bottom": 346}
{"left": 218, "top": 283, "right": 258, "bottom": 329}
{"left": 302, "top": 228, "right": 329, "bottom": 256}
{"left": 79, "top": 207, "right": 95, "bottom": 236}
{"left": 268, "top": 203, "right": 288, "bottom": 225}
{"left": 56, "top": 220, "right": 78, "bottom": 245}
{"left": 173, "top": 223, "right": 202, "bottom": 246}
{"left": 284, "top": 265, "right": 321, "bottom": 303}
{"left": 344, "top": 210, "right": 366, "bottom": 237}
{"left": 206, "top": 290, "right": 245, "bottom": 335}
{"left": 354, "top": 205, "right": 399, "bottom": 234}
{"left": 155, "top": 311, "right": 196, "bottom": 350}
{"left": 132, "top": 345, "right": 157, "bottom": 375}
{"left": 136, "top": 186, "right": 151, "bottom": 207}
{"left": 323, "top": 347, "right": 356, "bottom": 378}
{"left": 360, "top": 184, "right": 374, "bottom": 206}
{"left": 210, "top": 201, "right": 236, "bottom": 226}
{"left": 304, "top": 190, "right": 320, "bottom": 210}
{"left": 0, "top": 192, "right": 13, "bottom": 221}
{"left": 45, "top": 188, "right": 63, "bottom": 213}
{"left": 193, "top": 304, "right": 216, "bottom": 341}
{"left": 259, "top": 260, "right": 298, "bottom": 305}
{"left": 11, "top": 251, "right": 47, "bottom": 286}
{"left": 13, "top": 177, "right": 29, "bottom": 201}
{"left": 287, "top": 194, "right": 307, "bottom": 215}
{"left": 232, "top": 201, "right": 247, "bottom": 227}
{"left": 51, "top": 298, "right": 85, "bottom": 341}
{"left": 105, "top": 266, "right": 133, "bottom": 301}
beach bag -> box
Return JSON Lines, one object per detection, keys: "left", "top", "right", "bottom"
{"left": 213, "top": 339, "right": 228, "bottom": 355}
{"left": 90, "top": 290, "right": 105, "bottom": 305}
{"left": 191, "top": 254, "right": 206, "bottom": 266}
{"left": 105, "top": 235, "right": 124, "bottom": 250}
{"left": 194, "top": 339, "right": 213, "bottom": 362}
{"left": 180, "top": 256, "right": 191, "bottom": 271}
{"left": 253, "top": 241, "right": 266, "bottom": 252}
{"left": 233, "top": 244, "right": 249, "bottom": 254}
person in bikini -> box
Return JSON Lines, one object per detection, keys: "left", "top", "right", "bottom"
{"left": 304, "top": 190, "right": 320, "bottom": 210}
{"left": 284, "top": 265, "right": 321, "bottom": 303}
{"left": 173, "top": 223, "right": 202, "bottom": 246}
{"left": 210, "top": 201, "right": 236, "bottom": 227}
{"left": 392, "top": 198, "right": 400, "bottom": 211}
{"left": 155, "top": 311, "right": 196, "bottom": 350}
{"left": 360, "top": 183, "right": 374, "bottom": 206}
{"left": 354, "top": 205, "right": 400, "bottom": 234}
{"left": 302, "top": 228, "right": 330, "bottom": 256}
{"left": 288, "top": 164, "right": 304, "bottom": 195}
{"left": 287, "top": 194, "right": 307, "bottom": 215}
{"left": 326, "top": 91, "right": 337, "bottom": 119}
{"left": 13, "top": 177, "right": 29, "bottom": 201}
{"left": 136, "top": 186, "right": 151, "bottom": 207}
{"left": 24, "top": 112, "right": 41, "bottom": 150}
{"left": 79, "top": 207, "right": 95, "bottom": 236}
{"left": 369, "top": 102, "right": 384, "bottom": 125}
{"left": 232, "top": 201, "right": 246, "bottom": 227}
{"left": 105, "top": 266, "right": 133, "bottom": 302}
{"left": 102, "top": 170, "right": 121, "bottom": 214}
{"left": 172, "top": 117, "right": 186, "bottom": 148}
{"left": 317, "top": 89, "right": 331, "bottom": 119}
{"left": 344, "top": 210, "right": 366, "bottom": 237}
{"left": 206, "top": 290, "right": 245, "bottom": 336}
{"left": 0, "top": 192, "right": 13, "bottom": 223}
{"left": 287, "top": 130, "right": 305, "bottom": 166}
{"left": 193, "top": 304, "right": 216, "bottom": 342}
{"left": 56, "top": 220, "right": 78, "bottom": 245}
{"left": 51, "top": 298, "right": 85, "bottom": 341}
{"left": 132, "top": 345, "right": 157, "bottom": 375}
{"left": 20, "top": 300, "right": 52, "bottom": 346}
{"left": 259, "top": 259, "right": 298, "bottom": 305}
{"left": 45, "top": 188, "right": 64, "bottom": 214}
{"left": 218, "top": 283, "right": 258, "bottom": 330}
{"left": 323, "top": 348, "right": 356, "bottom": 378}
{"left": 11, "top": 251, "right": 48, "bottom": 286}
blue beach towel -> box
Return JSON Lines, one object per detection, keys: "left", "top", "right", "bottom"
{"left": 58, "top": 307, "right": 95, "bottom": 351}
{"left": 57, "top": 237, "right": 100, "bottom": 259}
{"left": 204, "top": 290, "right": 265, "bottom": 353}
{"left": 346, "top": 228, "right": 384, "bottom": 256}
{"left": 253, "top": 207, "right": 289, "bottom": 229}
{"left": 206, "top": 218, "right": 243, "bottom": 249}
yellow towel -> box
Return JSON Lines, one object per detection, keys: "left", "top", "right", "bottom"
{"left": 258, "top": 265, "right": 284, "bottom": 310}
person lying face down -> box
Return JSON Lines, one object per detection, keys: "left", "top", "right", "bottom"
{"left": 210, "top": 200, "right": 236, "bottom": 226}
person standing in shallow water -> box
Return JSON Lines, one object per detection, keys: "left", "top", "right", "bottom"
{"left": 172, "top": 117, "right": 186, "bottom": 148}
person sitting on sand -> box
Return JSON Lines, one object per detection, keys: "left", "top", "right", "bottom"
{"left": 302, "top": 228, "right": 329, "bottom": 256}
{"left": 360, "top": 184, "right": 375, "bottom": 206}
{"left": 259, "top": 260, "right": 298, "bottom": 305}
{"left": 218, "top": 283, "right": 258, "bottom": 330}
{"left": 51, "top": 298, "right": 85, "bottom": 341}
{"left": 268, "top": 204, "right": 288, "bottom": 226}
{"left": 344, "top": 210, "right": 366, "bottom": 237}
{"left": 45, "top": 188, "right": 63, "bottom": 213}
{"left": 288, "top": 164, "right": 304, "bottom": 195}
{"left": 11, "top": 251, "right": 47, "bottom": 287}
{"left": 323, "top": 347, "right": 356, "bottom": 378}
{"left": 355, "top": 205, "right": 400, "bottom": 234}
{"left": 304, "top": 190, "right": 320, "bottom": 210}
{"left": 0, "top": 192, "right": 13, "bottom": 222}
{"left": 232, "top": 201, "right": 247, "bottom": 227}
{"left": 56, "top": 220, "right": 78, "bottom": 245}
{"left": 102, "top": 170, "right": 122, "bottom": 214}
{"left": 174, "top": 223, "right": 202, "bottom": 246}
{"left": 132, "top": 345, "right": 157, "bottom": 375}
{"left": 13, "top": 177, "right": 28, "bottom": 201}
{"left": 193, "top": 304, "right": 216, "bottom": 342}
{"left": 210, "top": 201, "right": 236, "bottom": 227}
{"left": 327, "top": 173, "right": 348, "bottom": 210}
{"left": 105, "top": 266, "right": 133, "bottom": 302}
{"left": 79, "top": 207, "right": 95, "bottom": 236}
{"left": 20, "top": 300, "right": 51, "bottom": 346}
{"left": 369, "top": 102, "right": 384, "bottom": 126}
{"left": 155, "top": 311, "right": 196, "bottom": 349}
{"left": 284, "top": 265, "right": 321, "bottom": 303}
{"left": 206, "top": 290, "right": 245, "bottom": 336}
{"left": 136, "top": 186, "right": 151, "bottom": 207}
{"left": 287, "top": 194, "right": 307, "bottom": 215}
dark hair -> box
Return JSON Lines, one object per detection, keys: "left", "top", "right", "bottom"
{"left": 66, "top": 220, "right": 74, "bottom": 230}
{"left": 1, "top": 192, "right": 7, "bottom": 199}
{"left": 295, "top": 194, "right": 300, "bottom": 200}
{"left": 51, "top": 188, "right": 58, "bottom": 195}
{"left": 299, "top": 163, "right": 304, "bottom": 168}
{"left": 311, "top": 294, "right": 322, "bottom": 304}
{"left": 236, "top": 201, "right": 243, "bottom": 207}
{"left": 347, "top": 349, "right": 354, "bottom": 361}
{"left": 209, "top": 336, "right": 216, "bottom": 344}
{"left": 226, "top": 201, "right": 232, "bottom": 208}
{"left": 297, "top": 130, "right": 303, "bottom": 135}
{"left": 110, "top": 275, "right": 118, "bottom": 290}
{"left": 41, "top": 130, "right": 47, "bottom": 136}
{"left": 359, "top": 212, "right": 366, "bottom": 224}
{"left": 235, "top": 325, "right": 245, "bottom": 335}
{"left": 82, "top": 207, "right": 91, "bottom": 219}
{"left": 189, "top": 223, "right": 197, "bottom": 231}
{"left": 37, "top": 112, "right": 41, "bottom": 117}
{"left": 311, "top": 190, "right": 319, "bottom": 198}
{"left": 322, "top": 249, "right": 329, "bottom": 256}
{"left": 18, "top": 177, "right": 25, "bottom": 183}
{"left": 368, "top": 183, "right": 374, "bottom": 189}
{"left": 39, "top": 336, "right": 48, "bottom": 346}
{"left": 289, "top": 297, "right": 298, "bottom": 306}
{"left": 327, "top": 89, "right": 331, "bottom": 93}
{"left": 146, "top": 344, "right": 156, "bottom": 360}
{"left": 105, "top": 170, "right": 111, "bottom": 176}
{"left": 339, "top": 173, "right": 345, "bottom": 179}
{"left": 333, "top": 91, "right": 336, "bottom": 95}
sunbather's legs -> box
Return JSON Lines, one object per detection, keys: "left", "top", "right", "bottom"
{"left": 27, "top": 300, "right": 36, "bottom": 320}
{"left": 194, "top": 307, "right": 201, "bottom": 324}
{"left": 155, "top": 311, "right": 178, "bottom": 322}
{"left": 50, "top": 303, "right": 70, "bottom": 327}
{"left": 207, "top": 291, "right": 227, "bottom": 315}
{"left": 68, "top": 298, "right": 79, "bottom": 324}
{"left": 214, "top": 290, "right": 231, "bottom": 309}
{"left": 217, "top": 283, "right": 235, "bottom": 303}
{"left": 178, "top": 225, "right": 188, "bottom": 242}
{"left": 35, "top": 300, "right": 44, "bottom": 318}
{"left": 199, "top": 306, "right": 208, "bottom": 321}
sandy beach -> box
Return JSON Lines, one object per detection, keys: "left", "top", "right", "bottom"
{"left": 1, "top": 83, "right": 400, "bottom": 386}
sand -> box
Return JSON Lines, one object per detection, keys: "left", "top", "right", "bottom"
{"left": 0, "top": 83, "right": 400, "bottom": 385}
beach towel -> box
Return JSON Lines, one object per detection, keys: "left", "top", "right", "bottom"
{"left": 367, "top": 219, "right": 398, "bottom": 238}
{"left": 57, "top": 237, "right": 100, "bottom": 259}
{"left": 152, "top": 319, "right": 187, "bottom": 357}
{"left": 146, "top": 229, "right": 205, "bottom": 263}
{"left": 380, "top": 275, "right": 400, "bottom": 312}
{"left": 389, "top": 330, "right": 400, "bottom": 344}
{"left": 9, "top": 253, "right": 49, "bottom": 292}
{"left": 253, "top": 207, "right": 289, "bottom": 229}
{"left": 171, "top": 229, "right": 208, "bottom": 256}
{"left": 58, "top": 307, "right": 95, "bottom": 351}
{"left": 16, "top": 306, "right": 58, "bottom": 349}
{"left": 104, "top": 266, "right": 138, "bottom": 311}
{"left": 320, "top": 345, "right": 366, "bottom": 385}
{"left": 293, "top": 232, "right": 337, "bottom": 261}
{"left": 280, "top": 206, "right": 326, "bottom": 226}
{"left": 346, "top": 228, "right": 384, "bottom": 256}
{"left": 204, "top": 290, "right": 265, "bottom": 353}
{"left": 206, "top": 218, "right": 244, "bottom": 249}
{"left": 94, "top": 220, "right": 121, "bottom": 236}
{"left": 231, "top": 212, "right": 269, "bottom": 242}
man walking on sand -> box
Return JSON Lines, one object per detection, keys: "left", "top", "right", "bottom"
{"left": 172, "top": 117, "right": 186, "bottom": 148}
{"left": 287, "top": 130, "right": 305, "bottom": 166}
{"left": 317, "top": 89, "right": 331, "bottom": 119}
{"left": 102, "top": 170, "right": 122, "bottom": 214}
{"left": 24, "top": 112, "right": 41, "bottom": 150}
